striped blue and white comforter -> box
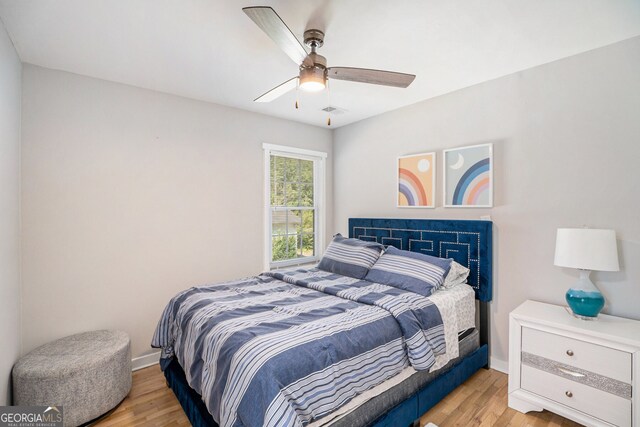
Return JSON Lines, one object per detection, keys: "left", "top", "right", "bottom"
{"left": 152, "top": 268, "right": 445, "bottom": 427}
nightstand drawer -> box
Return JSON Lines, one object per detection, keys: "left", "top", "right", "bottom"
{"left": 521, "top": 365, "right": 631, "bottom": 426}
{"left": 522, "top": 327, "right": 631, "bottom": 383}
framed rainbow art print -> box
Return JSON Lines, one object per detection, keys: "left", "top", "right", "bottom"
{"left": 443, "top": 143, "right": 493, "bottom": 208}
{"left": 397, "top": 152, "right": 436, "bottom": 208}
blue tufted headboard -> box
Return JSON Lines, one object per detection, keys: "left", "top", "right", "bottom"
{"left": 348, "top": 218, "right": 493, "bottom": 302}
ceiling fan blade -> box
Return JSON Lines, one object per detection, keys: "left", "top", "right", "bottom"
{"left": 254, "top": 77, "right": 298, "bottom": 102}
{"left": 327, "top": 67, "right": 416, "bottom": 88}
{"left": 243, "top": 6, "right": 308, "bottom": 65}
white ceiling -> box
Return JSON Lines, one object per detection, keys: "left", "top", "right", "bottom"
{"left": 1, "top": 1, "right": 639, "bottom": 128}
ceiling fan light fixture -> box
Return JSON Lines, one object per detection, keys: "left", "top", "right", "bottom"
{"left": 299, "top": 67, "right": 326, "bottom": 92}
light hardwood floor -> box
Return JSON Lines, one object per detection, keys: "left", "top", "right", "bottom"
{"left": 94, "top": 365, "right": 582, "bottom": 427}
{"left": 418, "top": 369, "right": 581, "bottom": 427}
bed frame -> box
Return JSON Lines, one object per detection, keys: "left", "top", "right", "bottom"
{"left": 348, "top": 218, "right": 492, "bottom": 427}
{"left": 163, "top": 218, "right": 493, "bottom": 427}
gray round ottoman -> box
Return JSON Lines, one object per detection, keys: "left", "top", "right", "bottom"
{"left": 13, "top": 330, "right": 131, "bottom": 427}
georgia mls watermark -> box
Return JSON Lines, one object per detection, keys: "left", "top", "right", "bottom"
{"left": 0, "top": 406, "right": 63, "bottom": 427}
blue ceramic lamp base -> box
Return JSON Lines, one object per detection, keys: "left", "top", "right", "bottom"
{"left": 565, "top": 270, "right": 605, "bottom": 320}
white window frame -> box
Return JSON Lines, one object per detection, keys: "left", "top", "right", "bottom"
{"left": 263, "top": 143, "right": 327, "bottom": 270}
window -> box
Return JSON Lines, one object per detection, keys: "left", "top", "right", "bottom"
{"left": 263, "top": 144, "right": 326, "bottom": 269}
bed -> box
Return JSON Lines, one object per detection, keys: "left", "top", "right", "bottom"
{"left": 154, "top": 218, "right": 492, "bottom": 427}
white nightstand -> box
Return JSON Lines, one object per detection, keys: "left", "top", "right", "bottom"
{"left": 508, "top": 300, "right": 640, "bottom": 427}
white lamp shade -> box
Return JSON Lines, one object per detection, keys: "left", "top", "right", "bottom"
{"left": 554, "top": 228, "right": 619, "bottom": 271}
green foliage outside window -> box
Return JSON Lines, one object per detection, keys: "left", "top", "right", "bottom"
{"left": 270, "top": 155, "right": 315, "bottom": 262}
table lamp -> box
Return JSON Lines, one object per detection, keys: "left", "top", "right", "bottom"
{"left": 554, "top": 228, "right": 619, "bottom": 320}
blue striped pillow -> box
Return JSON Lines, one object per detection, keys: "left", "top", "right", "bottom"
{"left": 364, "top": 246, "right": 452, "bottom": 296}
{"left": 318, "top": 234, "right": 384, "bottom": 279}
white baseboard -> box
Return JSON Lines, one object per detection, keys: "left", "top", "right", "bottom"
{"left": 132, "top": 351, "right": 161, "bottom": 371}
{"left": 489, "top": 356, "right": 508, "bottom": 374}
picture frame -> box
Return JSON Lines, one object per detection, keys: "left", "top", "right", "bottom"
{"left": 443, "top": 143, "right": 493, "bottom": 208}
{"left": 397, "top": 152, "right": 436, "bottom": 208}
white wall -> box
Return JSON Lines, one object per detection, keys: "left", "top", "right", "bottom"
{"left": 333, "top": 37, "right": 640, "bottom": 367}
{"left": 15, "top": 36, "right": 640, "bottom": 372}
{"left": 20, "top": 65, "right": 333, "bottom": 358}
{"left": 0, "top": 19, "right": 21, "bottom": 404}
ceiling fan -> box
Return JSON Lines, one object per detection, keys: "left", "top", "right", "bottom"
{"left": 243, "top": 6, "right": 416, "bottom": 104}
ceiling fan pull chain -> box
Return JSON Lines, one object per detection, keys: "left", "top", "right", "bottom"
{"left": 327, "top": 79, "right": 331, "bottom": 126}
{"left": 295, "top": 78, "right": 300, "bottom": 109}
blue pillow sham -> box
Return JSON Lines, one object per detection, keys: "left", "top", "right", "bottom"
{"left": 364, "top": 246, "right": 452, "bottom": 296}
{"left": 318, "top": 234, "right": 384, "bottom": 279}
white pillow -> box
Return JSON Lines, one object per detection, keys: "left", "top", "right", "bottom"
{"left": 442, "top": 260, "right": 470, "bottom": 289}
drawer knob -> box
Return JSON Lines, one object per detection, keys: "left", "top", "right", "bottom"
{"left": 565, "top": 391, "right": 573, "bottom": 398}
{"left": 566, "top": 349, "right": 574, "bottom": 356}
